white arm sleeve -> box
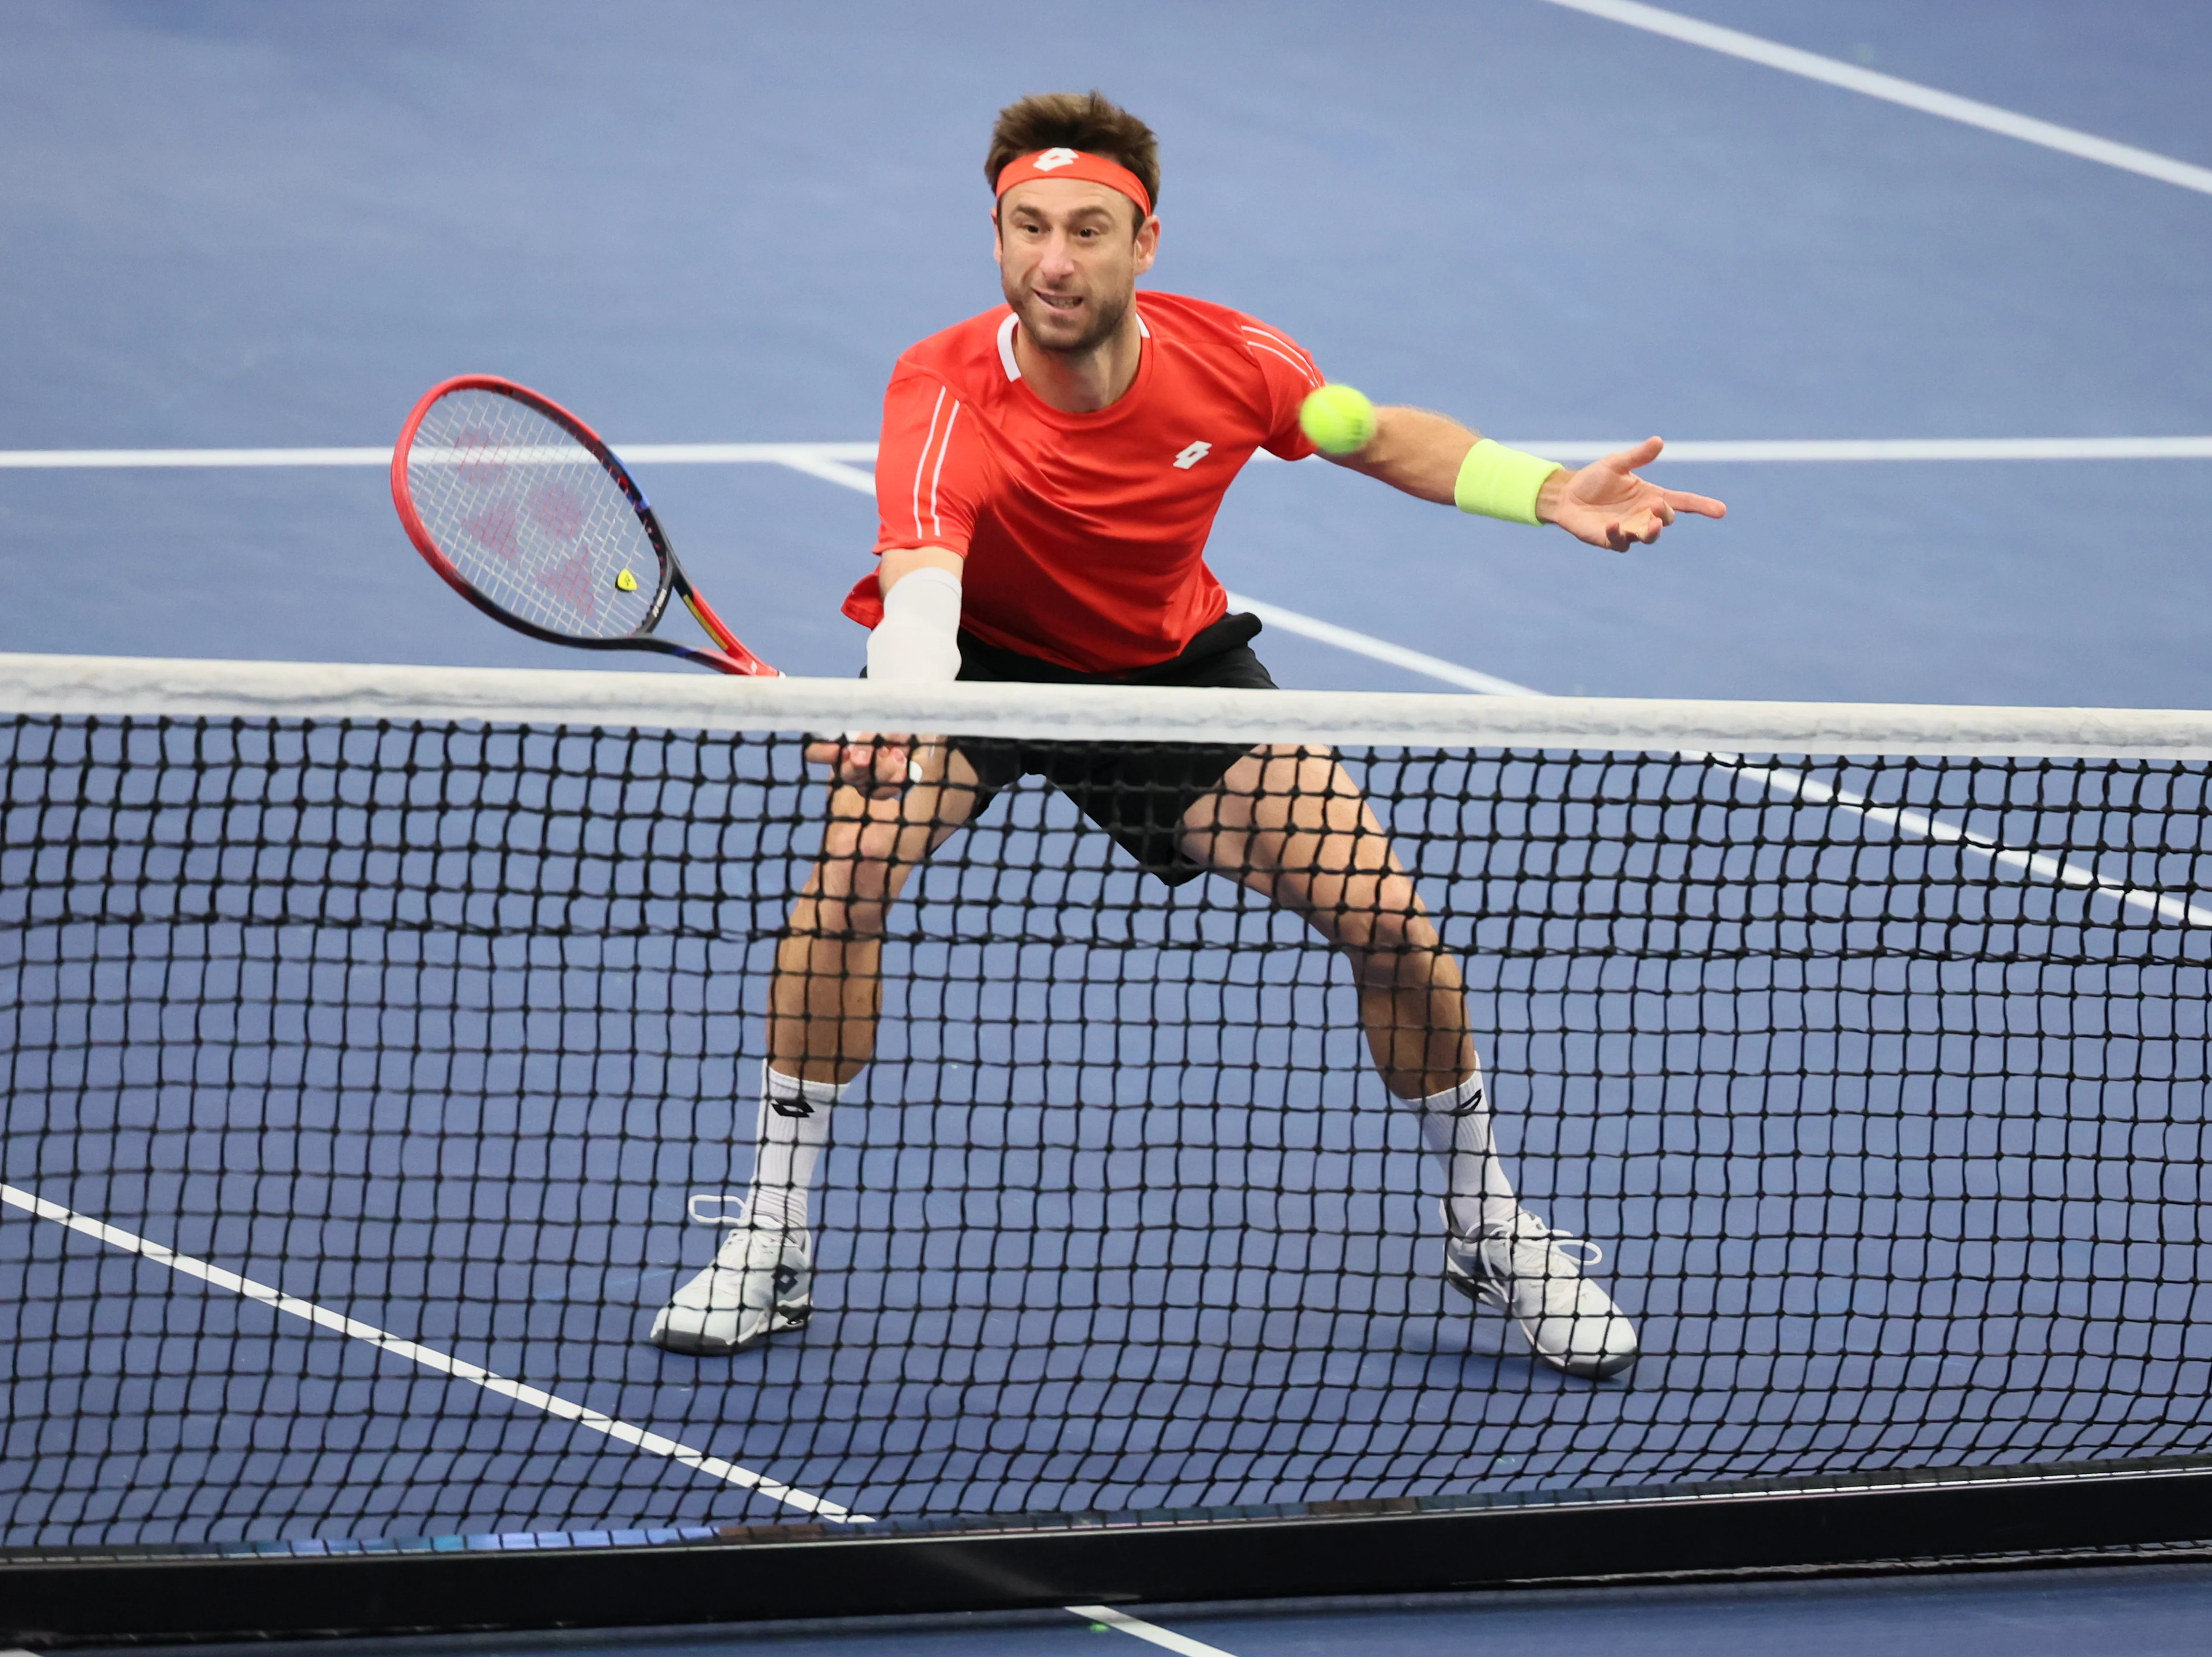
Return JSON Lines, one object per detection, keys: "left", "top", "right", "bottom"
{"left": 865, "top": 563, "right": 964, "bottom": 683}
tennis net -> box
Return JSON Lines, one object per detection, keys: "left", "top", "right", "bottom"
{"left": 3, "top": 653, "right": 2210, "bottom": 1558}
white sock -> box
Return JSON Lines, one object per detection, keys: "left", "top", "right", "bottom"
{"left": 1411, "top": 1063, "right": 1520, "bottom": 1239}
{"left": 744, "top": 1062, "right": 845, "bottom": 1232}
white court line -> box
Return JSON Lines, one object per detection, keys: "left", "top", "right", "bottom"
{"left": 1221, "top": 596, "right": 2210, "bottom": 928}
{"left": 0, "top": 446, "right": 396, "bottom": 468}
{"left": 1523, "top": 437, "right": 2212, "bottom": 464}
{"left": 1726, "top": 760, "right": 2212, "bottom": 928}
{"left": 3, "top": 436, "right": 2211, "bottom": 469}
{"left": 1067, "top": 1606, "right": 1241, "bottom": 1656}
{"left": 0, "top": 442, "right": 878, "bottom": 471}
{"left": 1, "top": 1185, "right": 1236, "bottom": 1651}
{"left": 1228, "top": 592, "right": 1536, "bottom": 696}
{"left": 0, "top": 1181, "right": 871, "bottom": 1526}
{"left": 1538, "top": 0, "right": 2212, "bottom": 198}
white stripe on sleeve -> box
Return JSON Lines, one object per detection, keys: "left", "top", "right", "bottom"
{"left": 1241, "top": 324, "right": 1322, "bottom": 384}
{"left": 926, "top": 401, "right": 962, "bottom": 542}
{"left": 909, "top": 387, "right": 948, "bottom": 542}
{"left": 1244, "top": 337, "right": 1324, "bottom": 388}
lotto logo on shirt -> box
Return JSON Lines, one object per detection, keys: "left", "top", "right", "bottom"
{"left": 1172, "top": 441, "right": 1212, "bottom": 470}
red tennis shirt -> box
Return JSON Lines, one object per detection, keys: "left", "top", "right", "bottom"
{"left": 843, "top": 291, "right": 1324, "bottom": 675}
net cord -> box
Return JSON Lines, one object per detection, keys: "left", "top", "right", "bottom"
{"left": 4, "top": 652, "right": 2205, "bottom": 928}
{"left": 4, "top": 653, "right": 2210, "bottom": 757}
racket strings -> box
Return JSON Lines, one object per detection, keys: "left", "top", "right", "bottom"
{"left": 407, "top": 388, "right": 661, "bottom": 641}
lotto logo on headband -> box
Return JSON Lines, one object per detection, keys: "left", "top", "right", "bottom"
{"left": 994, "top": 148, "right": 1153, "bottom": 216}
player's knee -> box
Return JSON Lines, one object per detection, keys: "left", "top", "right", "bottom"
{"left": 1339, "top": 924, "right": 1455, "bottom": 986}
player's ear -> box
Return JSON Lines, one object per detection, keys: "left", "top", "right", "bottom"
{"left": 990, "top": 206, "right": 1006, "bottom": 267}
{"left": 1132, "top": 212, "right": 1159, "bottom": 275}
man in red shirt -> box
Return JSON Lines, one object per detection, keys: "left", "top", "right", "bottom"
{"left": 652, "top": 92, "right": 1725, "bottom": 1380}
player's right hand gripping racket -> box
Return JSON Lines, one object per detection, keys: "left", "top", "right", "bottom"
{"left": 392, "top": 374, "right": 777, "bottom": 676}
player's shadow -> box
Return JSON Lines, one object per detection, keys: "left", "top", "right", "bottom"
{"left": 1390, "top": 1320, "right": 1641, "bottom": 1391}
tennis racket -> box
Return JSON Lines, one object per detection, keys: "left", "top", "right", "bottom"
{"left": 392, "top": 374, "right": 777, "bottom": 676}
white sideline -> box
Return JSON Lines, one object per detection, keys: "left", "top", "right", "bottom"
{"left": 1067, "top": 1606, "right": 1242, "bottom": 1655}
{"left": 1228, "top": 593, "right": 1537, "bottom": 696}
{"left": 3, "top": 436, "right": 2211, "bottom": 469}
{"left": 1215, "top": 611, "right": 2212, "bottom": 930}
{"left": 0, "top": 1181, "right": 870, "bottom": 1526}
{"left": 1526, "top": 437, "right": 2212, "bottom": 464}
{"left": 1539, "top": 0, "right": 2212, "bottom": 198}
{"left": 0, "top": 442, "right": 881, "bottom": 470}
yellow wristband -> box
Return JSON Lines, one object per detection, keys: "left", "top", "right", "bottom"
{"left": 1453, "top": 438, "right": 1562, "bottom": 526}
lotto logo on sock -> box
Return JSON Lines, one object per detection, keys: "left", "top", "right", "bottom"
{"left": 769, "top": 1097, "right": 815, "bottom": 1118}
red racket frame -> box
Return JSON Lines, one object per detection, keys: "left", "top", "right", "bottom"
{"left": 392, "top": 374, "right": 777, "bottom": 678}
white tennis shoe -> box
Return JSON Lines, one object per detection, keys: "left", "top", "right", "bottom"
{"left": 1444, "top": 1209, "right": 1639, "bottom": 1380}
{"left": 648, "top": 1221, "right": 812, "bottom": 1356}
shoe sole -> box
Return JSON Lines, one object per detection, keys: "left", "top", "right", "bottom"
{"left": 1443, "top": 1259, "right": 1638, "bottom": 1381}
{"left": 648, "top": 1300, "right": 812, "bottom": 1357}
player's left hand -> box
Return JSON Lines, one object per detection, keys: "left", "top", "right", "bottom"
{"left": 1539, "top": 437, "right": 1726, "bottom": 551}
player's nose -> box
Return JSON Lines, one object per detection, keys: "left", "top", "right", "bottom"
{"left": 1038, "top": 232, "right": 1080, "bottom": 275}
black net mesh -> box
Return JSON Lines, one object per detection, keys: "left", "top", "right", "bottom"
{"left": 2, "top": 709, "right": 2209, "bottom": 1551}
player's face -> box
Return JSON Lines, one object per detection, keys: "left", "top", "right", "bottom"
{"left": 994, "top": 180, "right": 1158, "bottom": 355}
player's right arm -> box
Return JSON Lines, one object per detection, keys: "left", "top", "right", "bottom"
{"left": 819, "top": 364, "right": 987, "bottom": 796}
{"left": 823, "top": 546, "right": 966, "bottom": 796}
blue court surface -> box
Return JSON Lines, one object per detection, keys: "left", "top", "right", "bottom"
{"left": 51, "top": 1561, "right": 2212, "bottom": 1656}
{"left": 3, "top": 1, "right": 2211, "bottom": 1652}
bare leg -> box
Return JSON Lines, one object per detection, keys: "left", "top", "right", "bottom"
{"left": 1177, "top": 743, "right": 1472, "bottom": 1099}
{"left": 766, "top": 741, "right": 984, "bottom": 1084}
{"left": 647, "top": 743, "right": 986, "bottom": 1357}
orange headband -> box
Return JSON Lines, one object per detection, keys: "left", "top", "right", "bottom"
{"left": 994, "top": 148, "right": 1153, "bottom": 217}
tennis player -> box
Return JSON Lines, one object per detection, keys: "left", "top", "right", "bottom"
{"left": 652, "top": 92, "right": 1725, "bottom": 1379}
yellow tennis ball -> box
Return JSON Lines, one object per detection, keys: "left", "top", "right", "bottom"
{"left": 1298, "top": 383, "right": 1378, "bottom": 455}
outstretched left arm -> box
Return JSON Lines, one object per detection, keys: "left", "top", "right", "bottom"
{"left": 1321, "top": 406, "right": 1726, "bottom": 550}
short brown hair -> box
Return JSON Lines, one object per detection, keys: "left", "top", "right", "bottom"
{"left": 986, "top": 90, "right": 1159, "bottom": 225}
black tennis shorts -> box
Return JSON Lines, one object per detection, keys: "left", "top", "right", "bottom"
{"left": 950, "top": 611, "right": 1277, "bottom": 888}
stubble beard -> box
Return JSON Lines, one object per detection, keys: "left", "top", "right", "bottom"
{"left": 1009, "top": 280, "right": 1133, "bottom": 361}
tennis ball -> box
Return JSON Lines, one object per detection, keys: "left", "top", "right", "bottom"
{"left": 1298, "top": 383, "right": 1377, "bottom": 455}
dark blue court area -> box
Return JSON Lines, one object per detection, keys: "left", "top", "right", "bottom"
{"left": 2, "top": 1, "right": 2209, "bottom": 706}
{"left": 3, "top": 1, "right": 2210, "bottom": 1652}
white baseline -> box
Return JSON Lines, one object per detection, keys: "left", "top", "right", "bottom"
{"left": 1, "top": 436, "right": 2209, "bottom": 469}
{"left": 1538, "top": 0, "right": 2212, "bottom": 198}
